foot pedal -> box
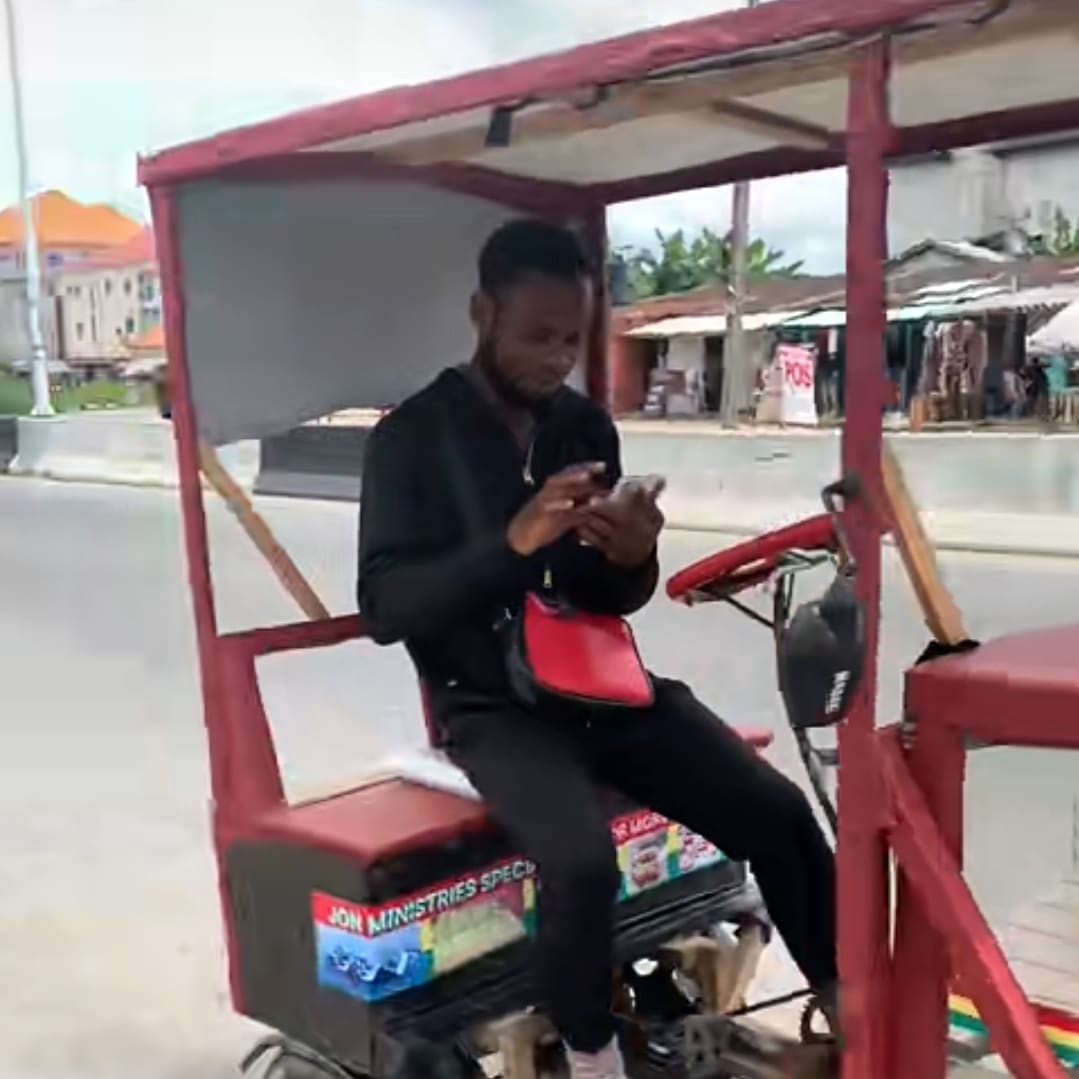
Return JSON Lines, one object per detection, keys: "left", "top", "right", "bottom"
{"left": 684, "top": 1014, "right": 837, "bottom": 1079}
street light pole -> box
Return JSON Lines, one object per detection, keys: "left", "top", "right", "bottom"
{"left": 3, "top": 0, "right": 54, "bottom": 416}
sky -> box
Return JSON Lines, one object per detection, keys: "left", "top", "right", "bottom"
{"left": 0, "top": 0, "right": 848, "bottom": 271}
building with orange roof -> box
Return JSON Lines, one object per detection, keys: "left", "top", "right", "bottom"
{"left": 52, "top": 223, "right": 161, "bottom": 373}
{"left": 0, "top": 190, "right": 142, "bottom": 267}
{"left": 0, "top": 192, "right": 156, "bottom": 374}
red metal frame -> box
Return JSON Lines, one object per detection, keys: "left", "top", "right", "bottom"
{"left": 137, "top": 0, "right": 986, "bottom": 187}
{"left": 837, "top": 40, "right": 894, "bottom": 1079}
{"left": 145, "top": 3, "right": 1079, "bottom": 1076}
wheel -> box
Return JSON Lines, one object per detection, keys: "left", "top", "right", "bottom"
{"left": 263, "top": 1060, "right": 353, "bottom": 1079}
{"left": 241, "top": 1036, "right": 364, "bottom": 1079}
{"left": 391, "top": 1039, "right": 484, "bottom": 1079}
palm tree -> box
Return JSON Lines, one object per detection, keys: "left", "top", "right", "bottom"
{"left": 613, "top": 227, "right": 804, "bottom": 301}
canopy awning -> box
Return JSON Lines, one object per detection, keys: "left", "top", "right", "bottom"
{"left": 630, "top": 283, "right": 1079, "bottom": 338}
{"left": 626, "top": 310, "right": 808, "bottom": 338}
{"left": 140, "top": 0, "right": 1079, "bottom": 205}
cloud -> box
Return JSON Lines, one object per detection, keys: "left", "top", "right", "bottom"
{"left": 0, "top": 0, "right": 845, "bottom": 271}
{"left": 607, "top": 168, "right": 848, "bottom": 273}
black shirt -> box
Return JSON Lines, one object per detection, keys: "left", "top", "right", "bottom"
{"left": 357, "top": 368, "right": 658, "bottom": 702}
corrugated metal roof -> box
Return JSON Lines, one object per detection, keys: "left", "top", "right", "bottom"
{"left": 626, "top": 309, "right": 808, "bottom": 338}
{"left": 632, "top": 283, "right": 1079, "bottom": 337}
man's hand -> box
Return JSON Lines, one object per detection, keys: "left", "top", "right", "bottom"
{"left": 507, "top": 463, "right": 606, "bottom": 557}
{"left": 577, "top": 483, "right": 664, "bottom": 568}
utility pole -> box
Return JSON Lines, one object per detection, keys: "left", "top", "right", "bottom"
{"left": 719, "top": 0, "right": 758, "bottom": 426}
{"left": 4, "top": 0, "right": 53, "bottom": 416}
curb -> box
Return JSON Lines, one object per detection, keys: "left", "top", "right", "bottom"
{"left": 4, "top": 470, "right": 1077, "bottom": 561}
{"left": 2, "top": 468, "right": 234, "bottom": 496}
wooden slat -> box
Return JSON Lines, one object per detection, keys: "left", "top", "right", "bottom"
{"left": 710, "top": 99, "right": 833, "bottom": 149}
{"left": 199, "top": 442, "right": 330, "bottom": 622}
{"left": 881, "top": 441, "right": 967, "bottom": 646}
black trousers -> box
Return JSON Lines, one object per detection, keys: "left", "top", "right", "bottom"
{"left": 442, "top": 677, "right": 837, "bottom": 1053}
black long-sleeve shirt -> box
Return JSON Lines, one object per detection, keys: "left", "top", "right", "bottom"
{"left": 357, "top": 368, "right": 658, "bottom": 701}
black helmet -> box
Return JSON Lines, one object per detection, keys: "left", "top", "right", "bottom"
{"left": 776, "top": 570, "right": 866, "bottom": 731}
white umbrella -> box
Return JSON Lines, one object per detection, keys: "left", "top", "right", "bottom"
{"left": 1029, "top": 301, "right": 1079, "bottom": 355}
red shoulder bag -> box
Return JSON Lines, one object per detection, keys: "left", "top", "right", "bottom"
{"left": 441, "top": 404, "right": 653, "bottom": 711}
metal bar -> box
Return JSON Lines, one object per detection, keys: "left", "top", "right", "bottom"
{"left": 880, "top": 734, "right": 1067, "bottom": 1079}
{"left": 837, "top": 38, "right": 893, "bottom": 1079}
{"left": 150, "top": 188, "right": 223, "bottom": 745}
{"left": 892, "top": 718, "right": 968, "bottom": 1079}
{"left": 583, "top": 205, "right": 611, "bottom": 408}
{"left": 724, "top": 596, "right": 775, "bottom": 630}
{"left": 150, "top": 186, "right": 250, "bottom": 1015}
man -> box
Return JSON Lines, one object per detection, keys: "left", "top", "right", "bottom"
{"left": 358, "top": 219, "right": 837, "bottom": 1079}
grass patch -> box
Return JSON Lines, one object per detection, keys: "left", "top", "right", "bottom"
{"left": 0, "top": 373, "right": 32, "bottom": 416}
{"left": 0, "top": 372, "right": 152, "bottom": 416}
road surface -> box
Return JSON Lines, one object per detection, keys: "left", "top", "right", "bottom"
{"left": 1, "top": 479, "right": 1076, "bottom": 1078}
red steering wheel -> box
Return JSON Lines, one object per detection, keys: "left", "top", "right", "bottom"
{"left": 666, "top": 514, "right": 838, "bottom": 604}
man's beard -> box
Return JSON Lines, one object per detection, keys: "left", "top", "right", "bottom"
{"left": 474, "top": 339, "right": 554, "bottom": 417}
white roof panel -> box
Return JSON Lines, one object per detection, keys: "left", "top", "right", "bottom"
{"left": 141, "top": 0, "right": 1079, "bottom": 203}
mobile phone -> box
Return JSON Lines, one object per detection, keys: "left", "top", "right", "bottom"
{"left": 612, "top": 474, "right": 666, "bottom": 501}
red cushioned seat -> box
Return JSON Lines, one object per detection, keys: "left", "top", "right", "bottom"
{"left": 250, "top": 779, "right": 491, "bottom": 865}
{"left": 905, "top": 624, "right": 1079, "bottom": 751}
{"left": 247, "top": 728, "right": 775, "bottom": 866}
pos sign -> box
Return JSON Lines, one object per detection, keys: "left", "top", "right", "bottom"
{"left": 776, "top": 343, "right": 819, "bottom": 426}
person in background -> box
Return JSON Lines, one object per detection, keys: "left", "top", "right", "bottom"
{"left": 152, "top": 364, "right": 172, "bottom": 420}
{"left": 1046, "top": 352, "right": 1070, "bottom": 421}
{"left": 1001, "top": 366, "right": 1024, "bottom": 420}
{"left": 817, "top": 349, "right": 839, "bottom": 418}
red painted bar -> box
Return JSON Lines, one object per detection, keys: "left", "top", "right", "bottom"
{"left": 891, "top": 721, "right": 968, "bottom": 1079}
{"left": 222, "top": 614, "right": 366, "bottom": 660}
{"left": 838, "top": 39, "right": 893, "bottom": 1079}
{"left": 881, "top": 735, "right": 1067, "bottom": 1079}
{"left": 150, "top": 186, "right": 248, "bottom": 1011}
{"left": 150, "top": 188, "right": 222, "bottom": 781}
{"left": 583, "top": 204, "right": 611, "bottom": 408}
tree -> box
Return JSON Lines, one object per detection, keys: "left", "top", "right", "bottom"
{"left": 612, "top": 226, "right": 804, "bottom": 301}
{"left": 1046, "top": 208, "right": 1079, "bottom": 257}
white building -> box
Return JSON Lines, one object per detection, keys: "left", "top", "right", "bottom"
{"left": 889, "top": 133, "right": 1079, "bottom": 255}
{"left": 51, "top": 227, "right": 159, "bottom": 373}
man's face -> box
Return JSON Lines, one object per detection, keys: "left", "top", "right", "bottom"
{"left": 472, "top": 271, "right": 593, "bottom": 407}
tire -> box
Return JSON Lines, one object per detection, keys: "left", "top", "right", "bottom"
{"left": 391, "top": 1040, "right": 484, "bottom": 1079}
{"left": 263, "top": 1061, "right": 353, "bottom": 1079}
{"left": 242, "top": 1038, "right": 365, "bottom": 1079}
